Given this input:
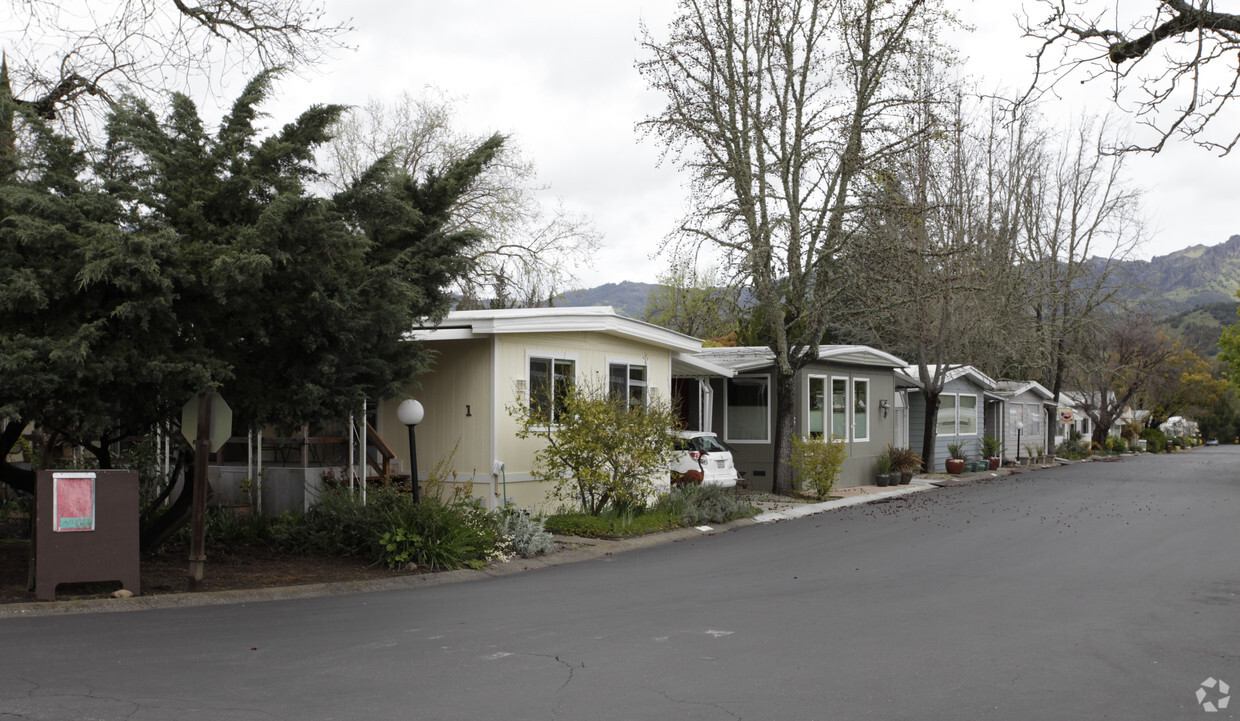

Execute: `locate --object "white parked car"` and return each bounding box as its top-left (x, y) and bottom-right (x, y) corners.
top-left (670, 431), bottom-right (740, 488)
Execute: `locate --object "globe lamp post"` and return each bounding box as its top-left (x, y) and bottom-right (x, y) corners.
top-left (397, 399), bottom-right (425, 503)
top-left (1015, 421), bottom-right (1024, 465)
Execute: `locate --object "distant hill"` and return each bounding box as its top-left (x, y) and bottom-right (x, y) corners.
top-left (1130, 234), bottom-right (1240, 313)
top-left (1162, 302), bottom-right (1238, 358)
top-left (551, 236), bottom-right (1240, 350)
top-left (555, 281), bottom-right (659, 318)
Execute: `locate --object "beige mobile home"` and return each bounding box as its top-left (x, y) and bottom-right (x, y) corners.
top-left (377, 307), bottom-right (726, 512)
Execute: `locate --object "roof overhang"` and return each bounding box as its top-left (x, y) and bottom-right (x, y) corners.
top-left (672, 352), bottom-right (736, 378)
top-left (691, 345), bottom-right (908, 374)
top-left (412, 306), bottom-right (703, 353)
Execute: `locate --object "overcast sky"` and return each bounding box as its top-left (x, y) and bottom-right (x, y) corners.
top-left (229, 1), bottom-right (1240, 288)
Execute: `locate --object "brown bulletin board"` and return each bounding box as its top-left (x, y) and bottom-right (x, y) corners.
top-left (33, 469), bottom-right (140, 601)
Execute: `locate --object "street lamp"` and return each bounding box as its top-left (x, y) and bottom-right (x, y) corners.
top-left (1015, 421), bottom-right (1024, 464)
top-left (397, 399), bottom-right (424, 503)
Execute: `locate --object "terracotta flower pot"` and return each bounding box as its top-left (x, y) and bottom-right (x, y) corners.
top-left (945, 459), bottom-right (965, 474)
top-left (989, 457), bottom-right (1000, 471)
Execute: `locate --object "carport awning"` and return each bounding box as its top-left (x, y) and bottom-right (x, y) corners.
top-left (672, 352), bottom-right (736, 378)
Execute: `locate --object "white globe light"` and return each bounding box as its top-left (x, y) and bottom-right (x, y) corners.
top-left (397, 399), bottom-right (425, 426)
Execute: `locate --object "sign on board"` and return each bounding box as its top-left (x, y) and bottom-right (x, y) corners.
top-left (53, 472), bottom-right (95, 532)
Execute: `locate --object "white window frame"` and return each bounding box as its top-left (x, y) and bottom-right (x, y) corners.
top-left (853, 378), bottom-right (871, 442)
top-left (725, 374), bottom-right (771, 444)
top-left (830, 376), bottom-right (850, 440)
top-left (937, 392), bottom-right (979, 437)
top-left (606, 356), bottom-right (649, 409)
top-left (525, 351), bottom-right (577, 428)
top-left (956, 393), bottom-right (978, 436)
top-left (1024, 403), bottom-right (1041, 438)
top-left (937, 394), bottom-right (958, 436)
top-left (807, 374), bottom-right (828, 440)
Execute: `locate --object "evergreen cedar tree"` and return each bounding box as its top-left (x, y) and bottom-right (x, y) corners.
top-left (0, 67), bottom-right (500, 547)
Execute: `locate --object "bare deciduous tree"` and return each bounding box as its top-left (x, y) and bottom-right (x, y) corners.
top-left (1067, 314), bottom-right (1178, 446)
top-left (641, 253), bottom-right (740, 341)
top-left (844, 90), bottom-right (1030, 471)
top-left (639, 0), bottom-right (949, 494)
top-left (1021, 1), bottom-right (1240, 154)
top-left (1016, 114), bottom-right (1146, 434)
top-left (1, 0), bottom-right (352, 134)
top-left (320, 90), bottom-right (601, 307)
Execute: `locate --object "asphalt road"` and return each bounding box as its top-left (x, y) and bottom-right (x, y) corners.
top-left (2, 450), bottom-right (1238, 720)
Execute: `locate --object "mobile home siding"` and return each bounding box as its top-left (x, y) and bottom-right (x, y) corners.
top-left (907, 376), bottom-right (987, 471)
top-left (710, 361), bottom-right (900, 491)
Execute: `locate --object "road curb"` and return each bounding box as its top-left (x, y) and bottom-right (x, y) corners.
top-left (0, 483), bottom-right (949, 619)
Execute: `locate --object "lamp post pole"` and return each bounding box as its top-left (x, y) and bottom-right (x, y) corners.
top-left (1016, 421), bottom-right (1024, 464)
top-left (397, 399), bottom-right (425, 503)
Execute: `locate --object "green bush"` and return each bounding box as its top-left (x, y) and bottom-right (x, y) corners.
top-left (275, 489), bottom-right (377, 557)
top-left (545, 509), bottom-right (681, 538)
top-left (509, 380), bottom-right (681, 516)
top-left (205, 507), bottom-right (277, 546)
top-left (789, 434), bottom-right (847, 498)
top-left (1056, 435), bottom-right (1090, 459)
top-left (659, 485), bottom-right (758, 526)
top-left (1140, 428), bottom-right (1166, 454)
top-left (376, 495), bottom-right (500, 570)
top-left (499, 508), bottom-right (556, 557)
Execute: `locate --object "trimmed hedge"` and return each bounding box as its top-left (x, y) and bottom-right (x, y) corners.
top-left (1140, 428), bottom-right (1167, 453)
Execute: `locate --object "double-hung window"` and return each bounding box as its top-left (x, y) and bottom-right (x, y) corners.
top-left (608, 362), bottom-right (648, 409)
top-left (808, 376), bottom-right (827, 439)
top-left (938, 393), bottom-right (978, 436)
top-left (937, 395), bottom-right (958, 435)
top-left (853, 379), bottom-right (870, 442)
top-left (1024, 403), bottom-right (1041, 439)
top-left (727, 375), bottom-right (769, 443)
top-left (810, 375), bottom-right (871, 442)
top-left (529, 356), bottom-right (575, 425)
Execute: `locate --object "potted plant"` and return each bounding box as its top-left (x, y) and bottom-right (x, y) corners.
top-left (874, 453), bottom-right (894, 487)
top-left (981, 434), bottom-right (1002, 471)
top-left (945, 443), bottom-right (966, 474)
top-left (886, 444), bottom-right (922, 485)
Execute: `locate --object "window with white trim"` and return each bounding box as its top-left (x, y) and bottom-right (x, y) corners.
top-left (810, 375), bottom-right (872, 442)
top-left (831, 377), bottom-right (848, 439)
top-left (727, 375), bottom-right (769, 442)
top-left (529, 356), bottom-right (575, 425)
top-left (958, 395), bottom-right (977, 435)
top-left (609, 362), bottom-right (647, 409)
top-left (1024, 403), bottom-right (1041, 438)
top-left (937, 393), bottom-right (978, 436)
top-left (937, 395), bottom-right (958, 435)
top-left (808, 375), bottom-right (827, 440)
top-left (853, 379), bottom-right (870, 441)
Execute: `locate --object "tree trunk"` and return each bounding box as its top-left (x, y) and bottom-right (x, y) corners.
top-left (0, 421), bottom-right (35, 494)
top-left (920, 392), bottom-right (940, 473)
top-left (772, 368), bottom-right (798, 495)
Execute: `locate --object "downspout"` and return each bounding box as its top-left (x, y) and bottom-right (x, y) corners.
top-left (490, 334), bottom-right (500, 509)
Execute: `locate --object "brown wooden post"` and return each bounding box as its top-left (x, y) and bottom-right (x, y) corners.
top-left (189, 392), bottom-right (212, 586)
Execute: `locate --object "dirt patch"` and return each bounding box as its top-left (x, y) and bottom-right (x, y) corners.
top-left (0, 517), bottom-right (422, 605)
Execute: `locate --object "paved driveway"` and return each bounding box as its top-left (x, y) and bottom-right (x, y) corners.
top-left (2, 450), bottom-right (1238, 719)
